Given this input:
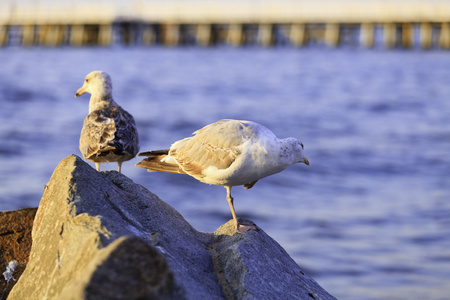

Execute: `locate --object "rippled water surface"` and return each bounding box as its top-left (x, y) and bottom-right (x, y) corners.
top-left (1, 46), bottom-right (449, 299)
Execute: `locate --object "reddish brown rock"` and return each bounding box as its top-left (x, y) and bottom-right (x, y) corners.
top-left (0, 207), bottom-right (37, 299)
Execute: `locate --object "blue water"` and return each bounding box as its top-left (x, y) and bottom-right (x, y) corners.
top-left (1, 46), bottom-right (449, 300)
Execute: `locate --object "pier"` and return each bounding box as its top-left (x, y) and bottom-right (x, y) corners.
top-left (1, 0), bottom-right (450, 49)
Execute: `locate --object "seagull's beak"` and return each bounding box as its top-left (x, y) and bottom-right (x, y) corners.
top-left (303, 156), bottom-right (309, 165)
top-left (75, 86), bottom-right (86, 98)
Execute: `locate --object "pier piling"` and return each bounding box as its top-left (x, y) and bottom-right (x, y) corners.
top-left (420, 23), bottom-right (432, 49)
top-left (98, 24), bottom-right (112, 46)
top-left (227, 24), bottom-right (244, 46)
top-left (440, 23), bottom-right (450, 49)
top-left (0, 26), bottom-right (8, 47)
top-left (360, 23), bottom-right (374, 48)
top-left (383, 23), bottom-right (396, 48)
top-left (401, 23), bottom-right (414, 48)
top-left (289, 24), bottom-right (306, 47)
top-left (325, 23), bottom-right (340, 47)
top-left (196, 24), bottom-right (212, 46)
top-left (257, 24), bottom-right (274, 47)
top-left (22, 25), bottom-right (35, 47)
top-left (162, 23), bottom-right (181, 46)
top-left (70, 25), bottom-right (85, 46)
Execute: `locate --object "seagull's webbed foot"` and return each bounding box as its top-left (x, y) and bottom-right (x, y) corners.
top-left (236, 219), bottom-right (258, 233)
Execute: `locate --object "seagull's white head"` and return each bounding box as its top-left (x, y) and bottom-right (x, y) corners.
top-left (75, 71), bottom-right (113, 99)
top-left (285, 137), bottom-right (309, 166)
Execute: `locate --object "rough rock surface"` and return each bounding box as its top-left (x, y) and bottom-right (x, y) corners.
top-left (7, 155), bottom-right (336, 300)
top-left (0, 207), bottom-right (37, 299)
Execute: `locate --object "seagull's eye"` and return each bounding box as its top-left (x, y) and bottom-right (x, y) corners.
top-left (85, 79), bottom-right (89, 83)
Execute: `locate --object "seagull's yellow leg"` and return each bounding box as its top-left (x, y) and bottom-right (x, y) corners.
top-left (95, 163), bottom-right (101, 172)
top-left (118, 161), bottom-right (123, 173)
top-left (225, 186), bottom-right (239, 229)
top-left (225, 186), bottom-right (258, 233)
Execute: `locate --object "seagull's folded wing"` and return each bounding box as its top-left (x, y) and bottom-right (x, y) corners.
top-left (170, 120), bottom-right (249, 177)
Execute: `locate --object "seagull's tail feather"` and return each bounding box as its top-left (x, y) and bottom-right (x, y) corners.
top-left (138, 149), bottom-right (170, 157)
top-left (136, 151), bottom-right (185, 174)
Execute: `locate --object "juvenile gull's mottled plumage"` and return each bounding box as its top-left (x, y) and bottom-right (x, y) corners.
top-left (136, 119), bottom-right (309, 233)
top-left (76, 71), bottom-right (139, 172)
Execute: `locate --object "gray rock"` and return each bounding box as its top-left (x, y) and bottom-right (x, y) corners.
top-left (8, 155), bottom-right (336, 300)
top-left (212, 222), bottom-right (334, 300)
top-left (0, 207), bottom-right (37, 300)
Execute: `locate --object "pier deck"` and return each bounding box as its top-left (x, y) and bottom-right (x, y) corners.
top-left (1, 0), bottom-right (449, 48)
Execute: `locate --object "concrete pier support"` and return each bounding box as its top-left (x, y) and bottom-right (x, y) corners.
top-left (40, 25), bottom-right (64, 46)
top-left (70, 24), bottom-right (85, 46)
top-left (420, 23), bottom-right (432, 49)
top-left (196, 24), bottom-right (212, 46)
top-left (289, 24), bottom-right (306, 46)
top-left (22, 25), bottom-right (36, 46)
top-left (324, 23), bottom-right (340, 47)
top-left (37, 25), bottom-right (47, 45)
top-left (142, 25), bottom-right (156, 46)
top-left (360, 23), bottom-right (375, 48)
top-left (0, 26), bottom-right (8, 46)
top-left (401, 23), bottom-right (414, 48)
top-left (257, 23), bottom-right (274, 47)
top-left (98, 24), bottom-right (112, 46)
top-left (162, 24), bottom-right (180, 46)
top-left (383, 23), bottom-right (396, 48)
top-left (439, 22), bottom-right (450, 49)
top-left (226, 24), bottom-right (243, 46)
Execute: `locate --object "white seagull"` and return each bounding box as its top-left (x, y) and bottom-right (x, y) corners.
top-left (136, 119), bottom-right (309, 233)
top-left (75, 71), bottom-right (139, 172)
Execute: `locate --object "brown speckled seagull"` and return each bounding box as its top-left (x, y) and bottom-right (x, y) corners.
top-left (136, 119), bottom-right (309, 233)
top-left (75, 71), bottom-right (139, 172)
